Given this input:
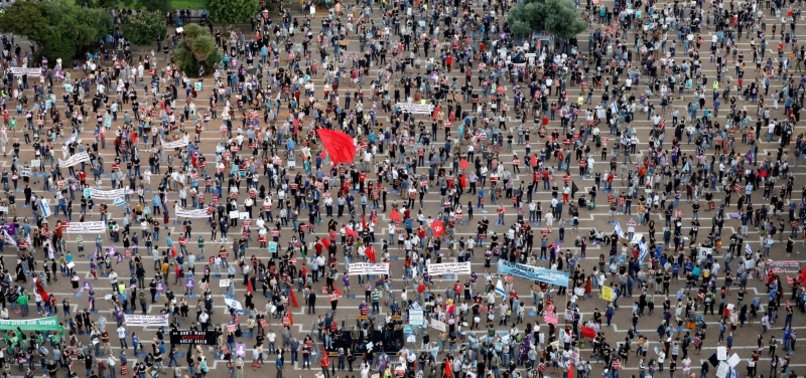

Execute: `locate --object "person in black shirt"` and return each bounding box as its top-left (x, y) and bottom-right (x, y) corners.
top-left (47, 360), bottom-right (57, 378)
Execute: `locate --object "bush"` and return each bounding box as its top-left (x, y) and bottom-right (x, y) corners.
top-left (173, 23), bottom-right (221, 77)
top-left (207, 0), bottom-right (259, 23)
top-left (122, 10), bottom-right (168, 45)
top-left (0, 1), bottom-right (112, 61)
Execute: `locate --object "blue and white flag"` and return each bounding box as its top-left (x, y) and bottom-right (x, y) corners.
top-left (39, 199), bottom-right (52, 218)
top-left (2, 230), bottom-right (16, 248)
top-left (745, 243), bottom-right (753, 255)
top-left (495, 279), bottom-right (506, 298)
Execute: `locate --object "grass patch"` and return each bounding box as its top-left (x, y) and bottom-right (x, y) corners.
top-left (170, 0), bottom-right (207, 9)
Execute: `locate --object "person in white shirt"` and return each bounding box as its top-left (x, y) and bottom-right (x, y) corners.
top-left (117, 325), bottom-right (128, 349)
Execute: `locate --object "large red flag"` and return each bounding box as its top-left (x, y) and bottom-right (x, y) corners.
top-left (389, 209), bottom-right (402, 223)
top-left (431, 220), bottom-right (446, 237)
top-left (444, 358), bottom-right (453, 378)
top-left (316, 129), bottom-right (356, 165)
top-left (345, 226), bottom-right (359, 237)
top-left (799, 266), bottom-right (806, 284)
top-left (569, 363), bottom-right (575, 378)
top-left (320, 238), bottom-right (330, 249)
top-left (34, 278), bottom-right (50, 302)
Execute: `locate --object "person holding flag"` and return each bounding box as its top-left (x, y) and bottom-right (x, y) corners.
top-left (320, 345), bottom-right (330, 378)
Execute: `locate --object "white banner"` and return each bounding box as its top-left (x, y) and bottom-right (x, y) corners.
top-left (176, 207), bottom-right (210, 218)
top-left (8, 67), bottom-right (41, 77)
top-left (409, 309), bottom-right (424, 326)
top-left (347, 262), bottom-right (390, 276)
top-left (89, 188), bottom-right (126, 200)
top-left (64, 221), bottom-right (106, 233)
top-left (430, 318), bottom-right (447, 332)
top-left (427, 262), bottom-right (471, 276)
top-left (161, 137), bottom-right (189, 149)
top-left (397, 102), bottom-right (434, 115)
top-left (123, 314), bottom-right (170, 327)
top-left (59, 151), bottom-right (90, 168)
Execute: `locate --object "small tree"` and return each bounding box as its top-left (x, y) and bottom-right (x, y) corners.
top-left (173, 23), bottom-right (221, 77)
top-left (508, 0), bottom-right (586, 40)
top-left (122, 10), bottom-right (168, 45)
top-left (207, 0), bottom-right (259, 23)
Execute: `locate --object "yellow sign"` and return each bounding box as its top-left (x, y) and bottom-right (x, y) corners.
top-left (601, 286), bottom-right (615, 302)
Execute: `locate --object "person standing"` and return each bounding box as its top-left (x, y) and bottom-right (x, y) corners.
top-left (275, 352), bottom-right (284, 378)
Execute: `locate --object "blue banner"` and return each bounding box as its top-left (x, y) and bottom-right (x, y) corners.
top-left (497, 260), bottom-right (570, 287)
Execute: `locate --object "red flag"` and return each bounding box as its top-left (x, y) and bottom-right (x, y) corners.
top-left (34, 279), bottom-right (50, 302)
top-left (444, 358), bottom-right (453, 378)
top-left (799, 266), bottom-right (806, 284)
top-left (389, 209), bottom-right (402, 223)
top-left (290, 289), bottom-right (299, 308)
top-left (362, 215), bottom-right (367, 230)
top-left (568, 363), bottom-right (575, 378)
top-left (431, 220), bottom-right (446, 237)
top-left (459, 159), bottom-right (469, 170)
top-left (320, 238), bottom-right (330, 249)
top-left (580, 326), bottom-right (596, 339)
top-left (321, 346), bottom-right (330, 367)
top-left (246, 280), bottom-right (253, 294)
top-left (345, 226), bottom-right (359, 237)
top-left (282, 311), bottom-right (294, 326)
top-left (366, 246), bottom-right (376, 263)
top-left (316, 129), bottom-right (356, 165)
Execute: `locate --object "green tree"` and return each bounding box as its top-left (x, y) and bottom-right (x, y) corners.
top-left (0, 1), bottom-right (112, 61)
top-left (207, 0), bottom-right (259, 23)
top-left (122, 11), bottom-right (168, 45)
top-left (173, 23), bottom-right (221, 77)
top-left (135, 0), bottom-right (172, 14)
top-left (508, 0), bottom-right (586, 40)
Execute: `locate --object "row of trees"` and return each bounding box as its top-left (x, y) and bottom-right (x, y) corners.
top-left (0, 1), bottom-right (112, 62)
top-left (0, 0), bottom-right (259, 61)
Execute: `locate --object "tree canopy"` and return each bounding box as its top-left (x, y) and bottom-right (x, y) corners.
top-left (207, 0), bottom-right (259, 23)
top-left (507, 0), bottom-right (587, 40)
top-left (173, 23), bottom-right (221, 77)
top-left (122, 10), bottom-right (168, 46)
top-left (0, 0), bottom-right (112, 61)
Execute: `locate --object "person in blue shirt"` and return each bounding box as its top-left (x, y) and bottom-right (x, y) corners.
top-left (276, 351), bottom-right (284, 378)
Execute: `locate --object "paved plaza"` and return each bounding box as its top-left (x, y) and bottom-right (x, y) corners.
top-left (0, 0), bottom-right (805, 377)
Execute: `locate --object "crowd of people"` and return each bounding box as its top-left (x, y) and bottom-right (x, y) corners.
top-left (0, 0), bottom-right (802, 376)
